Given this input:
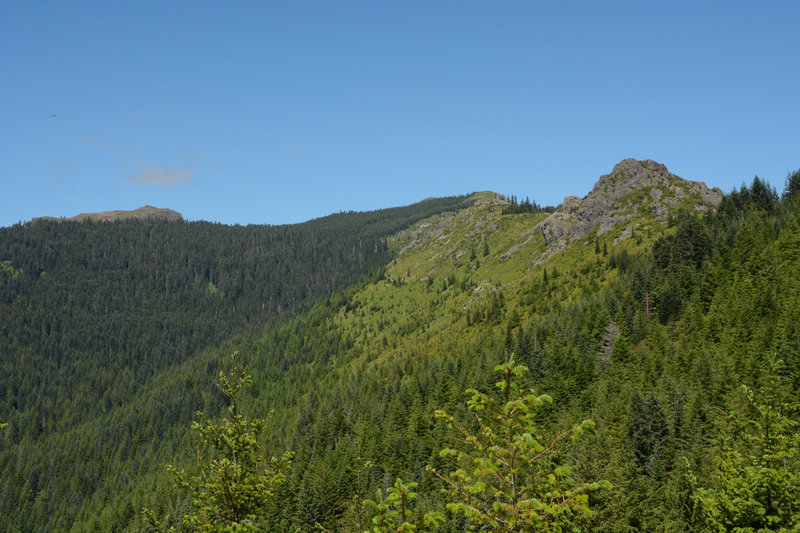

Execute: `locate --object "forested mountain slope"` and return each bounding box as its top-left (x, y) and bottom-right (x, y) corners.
top-left (2, 160), bottom-right (799, 532)
top-left (184, 161), bottom-right (795, 532)
top-left (243, 163), bottom-right (796, 532)
top-left (0, 195), bottom-right (475, 531)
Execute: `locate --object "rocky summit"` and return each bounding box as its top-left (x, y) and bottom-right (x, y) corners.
top-left (34, 205), bottom-right (183, 223)
top-left (535, 158), bottom-right (722, 251)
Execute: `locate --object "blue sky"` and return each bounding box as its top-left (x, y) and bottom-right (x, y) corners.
top-left (2, 1), bottom-right (798, 226)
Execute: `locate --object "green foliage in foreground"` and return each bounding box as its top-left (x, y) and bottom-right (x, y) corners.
top-left (362, 479), bottom-right (443, 533)
top-left (430, 359), bottom-right (608, 531)
top-left (692, 358), bottom-right (800, 532)
top-left (157, 357), bottom-right (605, 532)
top-left (146, 353), bottom-right (293, 532)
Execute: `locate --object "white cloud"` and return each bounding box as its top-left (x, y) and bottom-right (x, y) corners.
top-left (128, 163), bottom-right (193, 187)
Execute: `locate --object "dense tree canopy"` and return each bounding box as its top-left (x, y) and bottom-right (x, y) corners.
top-left (1, 175), bottom-right (800, 532)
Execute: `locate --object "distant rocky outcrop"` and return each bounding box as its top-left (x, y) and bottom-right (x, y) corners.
top-left (534, 158), bottom-right (722, 251)
top-left (34, 206), bottom-right (183, 223)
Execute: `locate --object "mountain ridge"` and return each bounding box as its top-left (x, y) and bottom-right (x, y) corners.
top-left (32, 205), bottom-right (183, 223)
top-left (3, 158), bottom-right (798, 531)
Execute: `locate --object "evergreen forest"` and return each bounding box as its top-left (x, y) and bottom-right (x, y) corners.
top-left (1, 163), bottom-right (799, 532)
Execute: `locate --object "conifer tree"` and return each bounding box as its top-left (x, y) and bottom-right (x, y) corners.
top-left (363, 479), bottom-right (443, 533)
top-left (429, 358), bottom-right (609, 532)
top-left (626, 391), bottom-right (670, 477)
top-left (783, 169), bottom-right (800, 201)
top-left (145, 352), bottom-right (293, 532)
top-left (692, 358), bottom-right (800, 531)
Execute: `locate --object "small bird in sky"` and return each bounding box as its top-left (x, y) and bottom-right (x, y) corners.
top-left (51, 114), bottom-right (56, 119)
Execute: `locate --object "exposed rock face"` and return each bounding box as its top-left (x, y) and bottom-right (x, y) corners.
top-left (35, 206), bottom-right (183, 223)
top-left (534, 159), bottom-right (722, 250)
top-left (75, 206), bottom-right (183, 222)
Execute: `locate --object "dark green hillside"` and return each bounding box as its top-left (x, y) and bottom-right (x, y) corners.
top-left (0, 195), bottom-right (474, 531)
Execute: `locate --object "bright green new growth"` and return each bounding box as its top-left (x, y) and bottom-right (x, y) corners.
top-left (0, 260), bottom-right (21, 278)
top-left (362, 478), bottom-right (444, 533)
top-left (692, 357), bottom-right (800, 532)
top-left (429, 358), bottom-right (610, 532)
top-left (147, 352), bottom-right (293, 532)
top-left (207, 281), bottom-right (220, 297)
